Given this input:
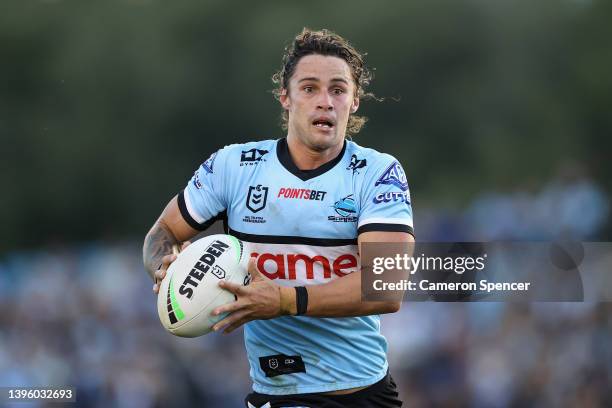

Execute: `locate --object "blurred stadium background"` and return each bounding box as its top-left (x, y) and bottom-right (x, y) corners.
top-left (1, 0), bottom-right (611, 406)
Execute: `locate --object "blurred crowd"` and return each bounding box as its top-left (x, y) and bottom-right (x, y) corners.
top-left (1, 245), bottom-right (611, 407)
top-left (0, 172), bottom-right (610, 408)
top-left (418, 162), bottom-right (609, 242)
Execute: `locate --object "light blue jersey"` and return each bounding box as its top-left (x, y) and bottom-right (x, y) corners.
top-left (179, 138), bottom-right (414, 395)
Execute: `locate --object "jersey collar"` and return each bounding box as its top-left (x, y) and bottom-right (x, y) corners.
top-left (276, 137), bottom-right (347, 181)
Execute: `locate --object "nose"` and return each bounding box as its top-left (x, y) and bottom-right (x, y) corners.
top-left (317, 92), bottom-right (333, 111)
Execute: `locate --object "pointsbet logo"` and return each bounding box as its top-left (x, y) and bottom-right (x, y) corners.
top-left (372, 253), bottom-right (488, 275)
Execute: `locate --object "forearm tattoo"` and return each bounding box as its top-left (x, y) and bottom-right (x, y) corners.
top-left (143, 223), bottom-right (179, 281)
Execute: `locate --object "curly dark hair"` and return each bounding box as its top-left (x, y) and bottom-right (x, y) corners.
top-left (272, 28), bottom-right (376, 137)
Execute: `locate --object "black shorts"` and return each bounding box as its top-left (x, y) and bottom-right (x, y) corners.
top-left (245, 373), bottom-right (402, 408)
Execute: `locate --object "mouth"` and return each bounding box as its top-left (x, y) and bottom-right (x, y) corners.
top-left (312, 118), bottom-right (335, 131)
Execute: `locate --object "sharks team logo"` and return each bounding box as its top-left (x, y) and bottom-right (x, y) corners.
top-left (246, 184), bottom-right (269, 213)
top-left (328, 194), bottom-right (358, 222)
top-left (375, 161), bottom-right (408, 191)
top-left (333, 194), bottom-right (357, 217)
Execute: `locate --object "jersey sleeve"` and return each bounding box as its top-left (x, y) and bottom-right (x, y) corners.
top-left (177, 147), bottom-right (230, 231)
top-left (358, 155), bottom-right (414, 237)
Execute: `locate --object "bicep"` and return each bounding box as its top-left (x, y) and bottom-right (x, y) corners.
top-left (158, 195), bottom-right (200, 242)
top-left (358, 231), bottom-right (413, 313)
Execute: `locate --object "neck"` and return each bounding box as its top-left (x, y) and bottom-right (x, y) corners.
top-left (286, 134), bottom-right (344, 170)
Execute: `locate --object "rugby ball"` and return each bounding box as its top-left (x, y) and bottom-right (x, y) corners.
top-left (157, 234), bottom-right (251, 337)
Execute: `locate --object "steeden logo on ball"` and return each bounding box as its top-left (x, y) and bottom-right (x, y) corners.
top-left (157, 234), bottom-right (250, 338)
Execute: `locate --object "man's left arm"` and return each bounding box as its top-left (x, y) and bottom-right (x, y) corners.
top-left (212, 231), bottom-right (414, 333)
top-left (302, 231), bottom-right (413, 317)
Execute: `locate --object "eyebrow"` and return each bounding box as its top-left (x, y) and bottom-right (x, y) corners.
top-left (297, 77), bottom-right (350, 85)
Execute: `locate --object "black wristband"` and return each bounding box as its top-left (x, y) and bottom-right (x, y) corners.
top-left (295, 286), bottom-right (308, 316)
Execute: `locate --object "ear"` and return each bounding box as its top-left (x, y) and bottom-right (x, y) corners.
top-left (279, 88), bottom-right (290, 110)
top-left (350, 97), bottom-right (360, 114)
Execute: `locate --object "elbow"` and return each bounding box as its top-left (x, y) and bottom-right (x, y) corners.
top-left (381, 301), bottom-right (402, 314)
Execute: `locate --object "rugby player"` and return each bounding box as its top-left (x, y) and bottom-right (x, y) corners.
top-left (143, 28), bottom-right (415, 408)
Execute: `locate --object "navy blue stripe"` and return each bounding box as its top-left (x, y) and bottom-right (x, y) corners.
top-left (228, 228), bottom-right (357, 246)
top-left (276, 138), bottom-right (347, 181)
top-left (357, 223), bottom-right (415, 237)
top-left (177, 190), bottom-right (226, 232)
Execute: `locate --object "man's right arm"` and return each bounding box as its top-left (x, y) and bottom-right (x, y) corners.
top-left (143, 195), bottom-right (199, 285)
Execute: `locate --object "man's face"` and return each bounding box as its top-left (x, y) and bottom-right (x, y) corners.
top-left (280, 54), bottom-right (359, 152)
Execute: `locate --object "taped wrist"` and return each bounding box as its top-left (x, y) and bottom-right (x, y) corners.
top-left (295, 286), bottom-right (308, 316)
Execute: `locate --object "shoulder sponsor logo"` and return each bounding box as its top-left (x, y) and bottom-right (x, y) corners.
top-left (375, 161), bottom-right (408, 191)
top-left (193, 151), bottom-right (217, 188)
top-left (251, 252), bottom-right (358, 280)
top-left (240, 148), bottom-right (268, 166)
top-left (347, 154), bottom-right (367, 175)
top-left (246, 184), bottom-right (268, 213)
top-left (193, 170), bottom-right (203, 189)
top-left (328, 194), bottom-right (358, 222)
top-left (373, 191), bottom-right (411, 205)
top-left (277, 187), bottom-right (327, 201)
top-left (202, 151), bottom-right (217, 174)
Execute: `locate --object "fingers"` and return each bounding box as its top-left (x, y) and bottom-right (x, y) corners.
top-left (181, 241), bottom-right (192, 251)
top-left (212, 299), bottom-right (243, 316)
top-left (218, 280), bottom-right (246, 295)
top-left (155, 268), bottom-right (166, 282)
top-left (152, 253), bottom-right (178, 295)
top-left (212, 310), bottom-right (250, 334)
top-left (222, 316), bottom-right (250, 334)
top-left (152, 268), bottom-right (165, 294)
top-left (248, 257), bottom-right (257, 274)
top-left (161, 253), bottom-right (177, 269)
top-left (248, 257), bottom-right (267, 282)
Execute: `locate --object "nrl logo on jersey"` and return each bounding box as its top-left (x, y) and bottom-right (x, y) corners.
top-left (241, 148), bottom-right (268, 166)
top-left (375, 161), bottom-right (408, 191)
top-left (346, 154), bottom-right (367, 175)
top-left (246, 184), bottom-right (269, 213)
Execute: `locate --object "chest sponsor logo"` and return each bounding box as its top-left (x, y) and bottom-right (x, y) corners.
top-left (375, 161), bottom-right (408, 191)
top-left (240, 148), bottom-right (268, 166)
top-left (347, 154), bottom-right (367, 175)
top-left (246, 184), bottom-right (268, 213)
top-left (277, 187), bottom-right (327, 201)
top-left (329, 194), bottom-right (358, 222)
top-left (373, 191), bottom-right (411, 204)
top-left (251, 252), bottom-right (358, 280)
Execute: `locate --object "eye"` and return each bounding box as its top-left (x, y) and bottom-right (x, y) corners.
top-left (332, 88), bottom-right (345, 95)
top-left (303, 86), bottom-right (314, 93)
